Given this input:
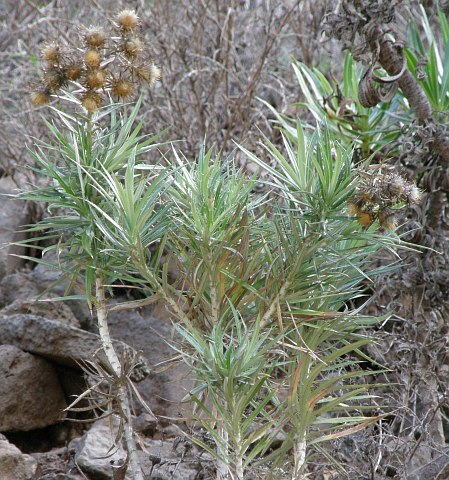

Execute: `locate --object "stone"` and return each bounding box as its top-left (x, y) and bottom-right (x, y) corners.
top-left (0, 272), bottom-right (40, 306)
top-left (0, 177), bottom-right (36, 279)
top-left (137, 438), bottom-right (203, 480)
top-left (0, 433), bottom-right (37, 480)
top-left (0, 314), bottom-right (149, 379)
top-left (0, 345), bottom-right (66, 432)
top-left (407, 447), bottom-right (449, 480)
top-left (0, 271), bottom-right (89, 328)
top-left (106, 301), bottom-right (194, 417)
top-left (70, 419), bottom-right (202, 480)
top-left (2, 298), bottom-right (81, 328)
top-left (70, 417), bottom-right (129, 480)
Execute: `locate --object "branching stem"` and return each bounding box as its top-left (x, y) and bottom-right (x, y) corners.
top-left (95, 274), bottom-right (144, 480)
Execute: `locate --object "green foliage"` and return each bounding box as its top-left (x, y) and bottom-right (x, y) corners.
top-left (406, 6), bottom-right (449, 117)
top-left (289, 52), bottom-right (405, 156)
top-left (140, 126), bottom-right (406, 477)
top-left (17, 92), bottom-right (411, 479)
top-left (15, 98), bottom-right (168, 305)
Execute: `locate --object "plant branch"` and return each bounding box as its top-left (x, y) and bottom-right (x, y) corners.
top-left (95, 274), bottom-right (144, 480)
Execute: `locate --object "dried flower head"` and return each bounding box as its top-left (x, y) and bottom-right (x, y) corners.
top-left (347, 201), bottom-right (359, 216)
top-left (123, 38), bottom-right (143, 59)
top-left (30, 88), bottom-right (51, 107)
top-left (44, 68), bottom-right (67, 92)
top-left (84, 50), bottom-right (102, 69)
top-left (405, 185), bottom-right (422, 204)
top-left (42, 42), bottom-right (61, 64)
top-left (149, 64), bottom-right (161, 83)
top-left (66, 63), bottom-right (83, 81)
top-left (111, 79), bottom-right (134, 99)
top-left (84, 26), bottom-right (106, 49)
top-left (116, 9), bottom-right (140, 31)
top-left (31, 10), bottom-right (159, 111)
top-left (85, 69), bottom-right (106, 89)
top-left (378, 208), bottom-right (398, 230)
top-left (81, 91), bottom-right (102, 112)
top-left (348, 165), bottom-right (422, 232)
top-left (357, 210), bottom-right (375, 227)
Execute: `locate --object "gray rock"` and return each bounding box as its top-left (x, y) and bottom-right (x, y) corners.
top-left (107, 301), bottom-right (194, 417)
top-left (70, 419), bottom-right (202, 480)
top-left (0, 272), bottom-right (40, 306)
top-left (2, 298), bottom-right (81, 328)
top-left (407, 446), bottom-right (449, 480)
top-left (138, 438), bottom-right (203, 480)
top-left (0, 177), bottom-right (35, 280)
top-left (0, 433), bottom-right (37, 480)
top-left (0, 314), bottom-right (149, 379)
top-left (0, 345), bottom-right (66, 431)
top-left (1, 271), bottom-right (90, 328)
top-left (70, 417), bottom-right (129, 480)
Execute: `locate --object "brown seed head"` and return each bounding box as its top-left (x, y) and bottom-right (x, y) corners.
top-left (84, 26), bottom-right (106, 49)
top-left (117, 9), bottom-right (140, 31)
top-left (42, 42), bottom-right (61, 64)
top-left (85, 69), bottom-right (106, 89)
top-left (84, 50), bottom-right (101, 69)
top-left (44, 68), bottom-right (67, 91)
top-left (31, 88), bottom-right (51, 107)
top-left (66, 63), bottom-right (83, 81)
top-left (388, 175), bottom-right (407, 196)
top-left (378, 208), bottom-right (397, 230)
top-left (133, 64), bottom-right (161, 85)
top-left (357, 210), bottom-right (375, 227)
top-left (124, 38), bottom-right (143, 59)
top-left (150, 64), bottom-right (161, 83)
top-left (81, 92), bottom-right (102, 112)
top-left (111, 79), bottom-right (134, 100)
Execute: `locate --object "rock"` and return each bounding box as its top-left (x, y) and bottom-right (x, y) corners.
top-left (0, 272), bottom-right (40, 306)
top-left (0, 177), bottom-right (36, 279)
top-left (30, 446), bottom-right (82, 480)
top-left (107, 301), bottom-right (194, 417)
top-left (1, 272), bottom-right (89, 328)
top-left (70, 418), bottom-right (129, 480)
top-left (2, 298), bottom-right (81, 328)
top-left (0, 433), bottom-right (37, 480)
top-left (133, 413), bottom-right (157, 435)
top-left (407, 446), bottom-right (449, 480)
top-left (138, 437), bottom-right (203, 480)
top-left (0, 345), bottom-right (67, 432)
top-left (0, 314), bottom-right (149, 379)
top-left (70, 419), bottom-right (202, 480)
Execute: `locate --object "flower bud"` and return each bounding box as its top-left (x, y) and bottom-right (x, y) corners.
top-left (31, 88), bottom-right (51, 106)
top-left (117, 9), bottom-right (139, 31)
top-left (81, 92), bottom-right (102, 112)
top-left (84, 26), bottom-right (106, 49)
top-left (85, 69), bottom-right (106, 89)
top-left (84, 50), bottom-right (101, 69)
top-left (111, 79), bottom-right (134, 99)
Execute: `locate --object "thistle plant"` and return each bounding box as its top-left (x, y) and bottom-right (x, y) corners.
top-left (20, 10), bottom-right (164, 480)
top-left (237, 125), bottom-right (415, 477)
top-left (30, 9), bottom-right (160, 111)
top-left (17, 8), bottom-right (418, 480)
top-left (89, 129), bottom-right (414, 478)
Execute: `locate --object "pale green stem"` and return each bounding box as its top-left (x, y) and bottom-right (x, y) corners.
top-left (217, 422), bottom-right (230, 480)
top-left (292, 439), bottom-right (307, 480)
top-left (95, 274), bottom-right (144, 480)
top-left (235, 431), bottom-right (244, 480)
